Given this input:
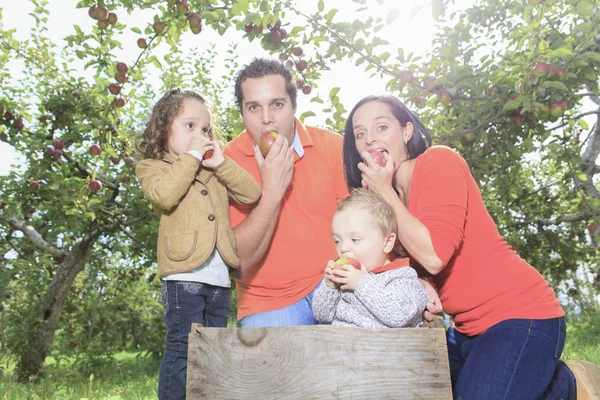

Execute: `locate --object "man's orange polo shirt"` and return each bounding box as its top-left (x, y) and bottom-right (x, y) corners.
top-left (223, 119), bottom-right (349, 319)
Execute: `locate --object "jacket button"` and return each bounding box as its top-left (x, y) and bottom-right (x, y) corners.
top-left (201, 190), bottom-right (208, 195)
top-left (208, 214), bottom-right (215, 221)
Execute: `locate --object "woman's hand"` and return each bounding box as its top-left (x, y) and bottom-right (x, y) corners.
top-left (418, 278), bottom-right (444, 321)
top-left (357, 151), bottom-right (395, 196)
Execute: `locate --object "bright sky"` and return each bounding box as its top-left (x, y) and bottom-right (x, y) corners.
top-left (0, 0), bottom-right (473, 175)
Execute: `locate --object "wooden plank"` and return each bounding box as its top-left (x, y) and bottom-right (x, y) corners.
top-left (187, 324), bottom-right (452, 399)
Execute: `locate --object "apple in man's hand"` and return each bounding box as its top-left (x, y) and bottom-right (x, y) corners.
top-left (258, 131), bottom-right (278, 157)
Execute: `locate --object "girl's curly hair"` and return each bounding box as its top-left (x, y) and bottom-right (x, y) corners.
top-left (136, 88), bottom-right (214, 160)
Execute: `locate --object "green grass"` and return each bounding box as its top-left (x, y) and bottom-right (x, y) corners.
top-left (0, 352), bottom-right (160, 400)
top-left (1, 315), bottom-right (598, 399)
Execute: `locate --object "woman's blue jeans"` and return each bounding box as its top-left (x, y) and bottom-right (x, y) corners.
top-left (447, 317), bottom-right (576, 399)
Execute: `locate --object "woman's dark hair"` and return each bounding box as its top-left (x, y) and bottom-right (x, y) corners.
top-left (343, 95), bottom-right (432, 189)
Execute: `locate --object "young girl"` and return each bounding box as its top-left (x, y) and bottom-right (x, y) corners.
top-left (135, 88), bottom-right (261, 400)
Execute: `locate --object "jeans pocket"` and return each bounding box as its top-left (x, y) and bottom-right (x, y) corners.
top-left (554, 317), bottom-right (567, 359)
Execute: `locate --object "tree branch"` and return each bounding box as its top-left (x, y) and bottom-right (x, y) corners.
top-left (7, 218), bottom-right (65, 259)
top-left (536, 213), bottom-right (590, 226)
top-left (548, 109), bottom-right (600, 131)
top-left (61, 153), bottom-right (119, 192)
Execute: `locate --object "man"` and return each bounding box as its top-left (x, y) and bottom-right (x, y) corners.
top-left (223, 58), bottom-right (349, 327)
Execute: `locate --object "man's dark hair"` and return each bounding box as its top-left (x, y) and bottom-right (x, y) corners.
top-left (234, 58), bottom-right (297, 111)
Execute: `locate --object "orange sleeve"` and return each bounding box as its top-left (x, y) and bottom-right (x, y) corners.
top-left (414, 148), bottom-right (468, 266)
top-left (331, 135), bottom-right (350, 201)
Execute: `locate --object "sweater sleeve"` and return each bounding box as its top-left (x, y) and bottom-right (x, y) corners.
top-left (413, 147), bottom-right (469, 266)
top-left (354, 268), bottom-right (430, 328)
top-left (135, 154), bottom-right (200, 211)
top-left (311, 281), bottom-right (341, 324)
top-left (213, 157), bottom-right (261, 205)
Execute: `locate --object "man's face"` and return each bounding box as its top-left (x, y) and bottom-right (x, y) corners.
top-left (239, 74), bottom-right (296, 146)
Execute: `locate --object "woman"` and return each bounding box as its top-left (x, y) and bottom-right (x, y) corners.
top-left (335, 95), bottom-right (599, 399)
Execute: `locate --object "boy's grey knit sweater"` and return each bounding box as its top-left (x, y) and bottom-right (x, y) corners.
top-left (312, 267), bottom-right (430, 328)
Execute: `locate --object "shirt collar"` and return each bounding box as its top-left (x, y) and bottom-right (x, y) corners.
top-left (370, 258), bottom-right (410, 274)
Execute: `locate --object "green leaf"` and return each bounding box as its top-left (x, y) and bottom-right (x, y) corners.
top-left (318, 0), bottom-right (324, 12)
top-left (539, 81), bottom-right (569, 92)
top-left (329, 87), bottom-right (340, 98)
top-left (238, 0), bottom-right (249, 14)
top-left (576, 171), bottom-right (588, 181)
top-left (549, 47), bottom-right (573, 59)
top-left (581, 52), bottom-right (600, 63)
top-left (300, 111), bottom-right (316, 122)
top-left (386, 7), bottom-right (401, 25)
top-left (576, 1), bottom-right (594, 16)
top-left (131, 27), bottom-right (141, 34)
top-left (326, 9), bottom-right (338, 22)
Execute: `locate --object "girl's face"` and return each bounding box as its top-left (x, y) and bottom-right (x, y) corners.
top-left (351, 101), bottom-right (413, 171)
top-left (168, 98), bottom-right (212, 156)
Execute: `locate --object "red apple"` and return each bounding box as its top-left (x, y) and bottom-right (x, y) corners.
top-left (244, 23), bottom-right (254, 33)
top-left (334, 257), bottom-right (361, 270)
top-left (108, 83), bottom-right (121, 95)
top-left (588, 222), bottom-right (598, 233)
top-left (89, 180), bottom-right (102, 192)
top-left (203, 150), bottom-right (214, 160)
top-left (270, 30), bottom-right (282, 41)
top-left (114, 97), bottom-right (126, 108)
top-left (28, 181), bottom-right (39, 190)
top-left (285, 60), bottom-right (294, 69)
top-left (137, 38), bottom-right (148, 49)
top-left (116, 62), bottom-right (128, 74)
top-left (550, 101), bottom-right (566, 117)
top-left (296, 59), bottom-right (308, 71)
top-left (107, 12), bottom-right (118, 25)
top-left (279, 28), bottom-right (288, 39)
top-left (89, 144), bottom-right (102, 155)
top-left (532, 62), bottom-right (549, 78)
top-left (176, 1), bottom-right (189, 14)
top-left (365, 150), bottom-right (387, 167)
top-left (188, 12), bottom-right (202, 27)
top-left (4, 293), bottom-right (11, 299)
top-left (115, 73), bottom-right (127, 83)
top-left (88, 6), bottom-right (97, 19)
top-left (258, 131), bottom-right (278, 157)
top-left (414, 97), bottom-right (426, 108)
top-left (438, 89), bottom-right (452, 105)
top-left (398, 70), bottom-right (414, 83)
top-left (15, 119), bottom-right (24, 130)
top-left (97, 19), bottom-right (109, 30)
top-left (94, 6), bottom-right (108, 21)
top-left (46, 146), bottom-right (55, 157)
top-left (111, 157), bottom-right (121, 165)
top-left (190, 25), bottom-right (202, 34)
top-left (122, 175), bottom-right (131, 182)
top-left (292, 46), bottom-right (303, 57)
top-left (302, 85), bottom-right (312, 95)
top-left (125, 156), bottom-right (135, 165)
top-left (279, 53), bottom-right (288, 61)
top-left (273, 18), bottom-right (282, 30)
top-left (253, 24), bottom-right (263, 33)
top-left (153, 21), bottom-right (166, 33)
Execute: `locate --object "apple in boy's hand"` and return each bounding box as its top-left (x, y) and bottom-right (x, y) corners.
top-left (334, 257), bottom-right (361, 270)
top-left (203, 150), bottom-right (214, 160)
top-left (365, 150), bottom-right (387, 167)
top-left (258, 131), bottom-right (278, 157)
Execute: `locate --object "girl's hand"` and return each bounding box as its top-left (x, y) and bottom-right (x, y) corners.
top-left (357, 151), bottom-right (395, 196)
top-left (323, 260), bottom-right (338, 289)
top-left (332, 263), bottom-right (368, 291)
top-left (200, 140), bottom-right (225, 169)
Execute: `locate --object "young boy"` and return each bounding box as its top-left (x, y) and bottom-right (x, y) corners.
top-left (312, 188), bottom-right (430, 328)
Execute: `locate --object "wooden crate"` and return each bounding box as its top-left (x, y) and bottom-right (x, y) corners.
top-left (187, 323), bottom-right (452, 399)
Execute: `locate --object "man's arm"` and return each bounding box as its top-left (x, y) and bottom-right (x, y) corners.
top-left (233, 135), bottom-right (294, 276)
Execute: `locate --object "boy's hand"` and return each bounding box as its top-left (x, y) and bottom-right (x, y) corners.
top-left (200, 140), bottom-right (225, 169)
top-left (323, 260), bottom-right (338, 289)
top-left (332, 263), bottom-right (368, 291)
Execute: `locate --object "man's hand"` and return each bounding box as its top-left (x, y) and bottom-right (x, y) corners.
top-left (255, 134), bottom-right (293, 203)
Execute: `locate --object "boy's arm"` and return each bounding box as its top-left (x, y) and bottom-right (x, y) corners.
top-left (135, 155), bottom-right (200, 211)
top-left (312, 281), bottom-right (341, 324)
top-left (212, 157), bottom-right (261, 204)
top-left (354, 268), bottom-right (430, 328)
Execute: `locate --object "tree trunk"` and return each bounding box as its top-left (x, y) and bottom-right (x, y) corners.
top-left (15, 232), bottom-right (100, 382)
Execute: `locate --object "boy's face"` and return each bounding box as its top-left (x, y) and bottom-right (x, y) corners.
top-left (332, 207), bottom-right (395, 272)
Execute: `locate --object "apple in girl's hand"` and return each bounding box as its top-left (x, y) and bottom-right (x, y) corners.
top-left (202, 150), bottom-right (213, 160)
top-left (334, 257), bottom-right (361, 270)
top-left (258, 131), bottom-right (278, 157)
top-left (365, 150), bottom-right (387, 167)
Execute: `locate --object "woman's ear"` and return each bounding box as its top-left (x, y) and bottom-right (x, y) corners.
top-left (383, 232), bottom-right (397, 254)
top-left (403, 122), bottom-right (415, 144)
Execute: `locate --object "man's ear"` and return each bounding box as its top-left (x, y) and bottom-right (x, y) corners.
top-left (383, 232), bottom-right (397, 254)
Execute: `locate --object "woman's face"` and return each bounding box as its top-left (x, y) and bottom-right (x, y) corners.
top-left (351, 101), bottom-right (413, 170)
